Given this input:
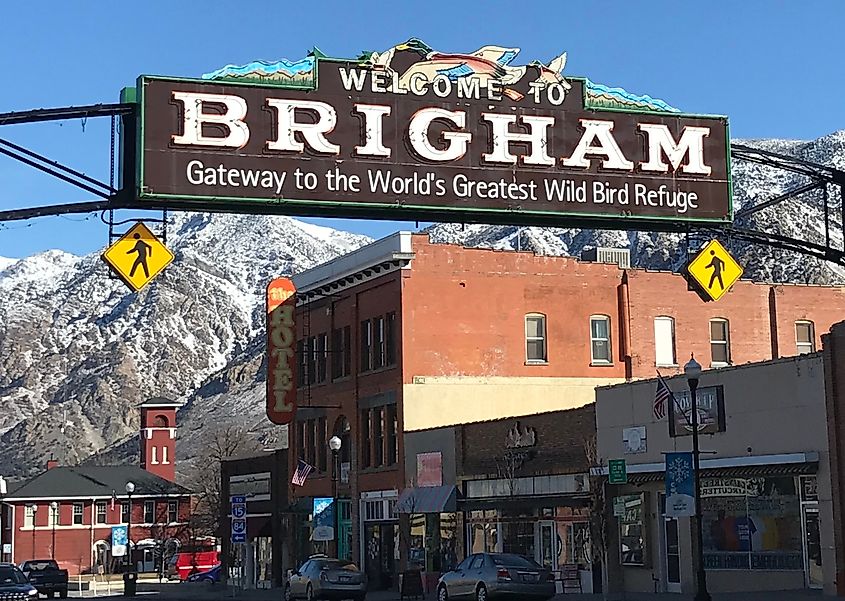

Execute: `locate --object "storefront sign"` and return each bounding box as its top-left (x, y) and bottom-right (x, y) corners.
top-left (665, 452), bottom-right (695, 517)
top-left (701, 477), bottom-right (764, 498)
top-left (313, 497), bottom-right (335, 541)
top-left (131, 39), bottom-right (731, 228)
top-left (623, 426), bottom-right (647, 454)
top-left (669, 385), bottom-right (726, 437)
top-left (266, 278), bottom-right (297, 425)
top-left (416, 452), bottom-right (443, 487)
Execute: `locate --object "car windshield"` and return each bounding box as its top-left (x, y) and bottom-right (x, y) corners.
top-left (0, 566), bottom-right (27, 585)
top-left (490, 554), bottom-right (541, 569)
top-left (22, 561), bottom-right (57, 571)
top-left (316, 560), bottom-right (357, 571)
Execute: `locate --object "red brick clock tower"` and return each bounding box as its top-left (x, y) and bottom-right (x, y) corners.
top-left (139, 397), bottom-right (179, 481)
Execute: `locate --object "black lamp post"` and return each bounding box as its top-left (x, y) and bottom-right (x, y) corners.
top-left (125, 482), bottom-right (135, 571)
top-left (329, 435), bottom-right (342, 558)
top-left (28, 504), bottom-right (37, 558)
top-left (50, 501), bottom-right (58, 559)
top-left (684, 356), bottom-right (711, 601)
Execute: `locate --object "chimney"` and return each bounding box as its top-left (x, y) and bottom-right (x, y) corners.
top-left (46, 459), bottom-right (58, 470)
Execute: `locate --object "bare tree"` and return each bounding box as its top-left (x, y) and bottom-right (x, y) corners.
top-left (583, 434), bottom-right (607, 578)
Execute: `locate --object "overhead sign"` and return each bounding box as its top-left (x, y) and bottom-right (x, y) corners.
top-left (101, 221), bottom-right (174, 292)
top-left (669, 385), bottom-right (726, 437)
top-left (230, 495), bottom-right (247, 544)
top-left (266, 278), bottom-right (297, 425)
top-left (687, 239), bottom-right (743, 301)
top-left (665, 452), bottom-right (695, 517)
top-left (608, 459), bottom-right (628, 484)
top-left (312, 497), bottom-right (335, 542)
top-left (111, 525), bottom-right (128, 557)
top-left (130, 39), bottom-right (731, 228)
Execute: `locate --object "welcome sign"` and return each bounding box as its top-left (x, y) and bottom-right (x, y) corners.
top-left (131, 39), bottom-right (731, 227)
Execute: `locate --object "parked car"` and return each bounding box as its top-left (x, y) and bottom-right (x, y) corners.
top-left (284, 557), bottom-right (367, 601)
top-left (186, 564), bottom-right (221, 583)
top-left (18, 560), bottom-right (68, 599)
top-left (0, 563), bottom-right (38, 599)
top-left (436, 553), bottom-right (554, 601)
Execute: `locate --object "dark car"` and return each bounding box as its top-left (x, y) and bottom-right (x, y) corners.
top-left (186, 564), bottom-right (221, 583)
top-left (0, 563), bottom-right (38, 600)
top-left (285, 557), bottom-right (367, 601)
top-left (19, 561), bottom-right (67, 599)
top-left (437, 553), bottom-right (554, 601)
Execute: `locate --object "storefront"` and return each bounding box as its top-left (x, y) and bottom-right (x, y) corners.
top-left (360, 491), bottom-right (399, 590)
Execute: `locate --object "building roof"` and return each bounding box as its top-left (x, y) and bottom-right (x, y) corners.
top-left (5, 466), bottom-right (191, 501)
top-left (140, 396), bottom-right (181, 407)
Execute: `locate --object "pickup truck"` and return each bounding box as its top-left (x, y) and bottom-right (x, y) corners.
top-left (19, 560), bottom-right (68, 598)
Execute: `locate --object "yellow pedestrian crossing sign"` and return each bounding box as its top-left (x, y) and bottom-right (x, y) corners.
top-left (101, 222), bottom-right (174, 292)
top-left (687, 239), bottom-right (743, 301)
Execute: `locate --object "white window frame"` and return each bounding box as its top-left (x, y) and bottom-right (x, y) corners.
top-left (654, 316), bottom-right (677, 367)
top-left (796, 320), bottom-right (816, 354)
top-left (49, 503), bottom-right (59, 526)
top-left (709, 318), bottom-right (731, 366)
top-left (24, 505), bottom-right (35, 528)
top-left (95, 501), bottom-right (107, 524)
top-left (121, 503), bottom-right (130, 524)
top-left (525, 313), bottom-right (548, 363)
top-left (144, 501), bottom-right (155, 524)
top-left (168, 501), bottom-right (178, 524)
top-left (73, 502), bottom-right (84, 525)
top-left (590, 315), bottom-right (612, 364)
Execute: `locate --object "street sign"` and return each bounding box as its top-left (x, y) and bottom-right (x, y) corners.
top-left (687, 239), bottom-right (743, 301)
top-left (608, 459), bottom-right (628, 484)
top-left (230, 495), bottom-right (247, 544)
top-left (111, 525), bottom-right (128, 557)
top-left (101, 221), bottom-right (174, 292)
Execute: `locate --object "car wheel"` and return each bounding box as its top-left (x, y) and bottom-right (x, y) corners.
top-left (284, 584), bottom-right (293, 601)
top-left (475, 583), bottom-right (488, 601)
top-left (305, 583), bottom-right (314, 601)
top-left (438, 584), bottom-right (449, 601)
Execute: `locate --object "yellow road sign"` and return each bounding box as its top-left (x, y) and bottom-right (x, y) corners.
top-left (101, 222), bottom-right (174, 292)
top-left (687, 239), bottom-right (743, 301)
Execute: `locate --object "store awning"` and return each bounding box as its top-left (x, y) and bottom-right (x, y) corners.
top-left (396, 485), bottom-right (457, 513)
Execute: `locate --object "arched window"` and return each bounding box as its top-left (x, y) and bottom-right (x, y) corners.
top-left (525, 313), bottom-right (547, 363)
top-left (153, 414), bottom-right (170, 428)
top-left (709, 318), bottom-right (731, 365)
top-left (796, 321), bottom-right (816, 354)
top-left (590, 315), bottom-right (612, 364)
top-left (654, 316), bottom-right (677, 366)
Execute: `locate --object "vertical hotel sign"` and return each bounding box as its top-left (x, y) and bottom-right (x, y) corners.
top-left (266, 278), bottom-right (297, 424)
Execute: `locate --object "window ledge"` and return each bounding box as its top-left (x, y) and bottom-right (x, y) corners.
top-left (710, 362), bottom-right (730, 368)
top-left (360, 363), bottom-right (398, 377)
top-left (525, 360), bottom-right (549, 366)
top-left (656, 364), bottom-right (679, 368)
top-left (590, 361), bottom-right (614, 367)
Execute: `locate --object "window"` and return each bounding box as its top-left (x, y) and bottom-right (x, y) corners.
top-left (386, 405), bottom-right (398, 466)
top-left (297, 421), bottom-right (306, 461)
top-left (306, 336), bottom-right (317, 385)
top-left (332, 326), bottom-right (352, 380)
top-left (619, 493), bottom-right (645, 566)
top-left (306, 419), bottom-right (317, 467)
top-left (360, 409), bottom-right (371, 468)
top-left (96, 502), bottom-right (107, 524)
top-left (317, 417), bottom-right (327, 473)
top-left (296, 339), bottom-right (307, 387)
top-left (335, 415), bottom-right (352, 465)
top-left (49, 503), bottom-right (59, 526)
top-left (121, 503), bottom-right (130, 524)
top-left (73, 503), bottom-right (84, 525)
top-left (525, 314), bottom-right (547, 362)
top-left (654, 317), bottom-right (677, 366)
top-left (386, 312), bottom-right (397, 366)
top-left (315, 333), bottom-right (328, 383)
top-left (710, 319), bottom-right (731, 365)
top-left (374, 317), bottom-right (386, 369)
top-left (373, 407), bottom-right (385, 467)
top-left (24, 505), bottom-right (35, 528)
top-left (168, 501), bottom-right (178, 524)
top-left (144, 501), bottom-right (155, 524)
top-left (360, 320), bottom-right (373, 372)
top-left (590, 315), bottom-right (612, 364)
top-left (796, 321), bottom-right (815, 354)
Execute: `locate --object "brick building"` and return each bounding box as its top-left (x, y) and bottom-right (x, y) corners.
top-left (287, 232), bottom-right (845, 589)
top-left (0, 398), bottom-right (192, 576)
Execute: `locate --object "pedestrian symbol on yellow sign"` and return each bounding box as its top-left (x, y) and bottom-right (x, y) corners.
top-left (687, 239), bottom-right (743, 301)
top-left (102, 222), bottom-right (174, 292)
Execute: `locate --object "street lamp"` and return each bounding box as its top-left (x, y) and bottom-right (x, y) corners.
top-left (125, 482), bottom-right (135, 572)
top-left (28, 504), bottom-right (37, 558)
top-left (684, 355), bottom-right (710, 601)
top-left (329, 436), bottom-right (342, 558)
top-left (50, 501), bottom-right (58, 560)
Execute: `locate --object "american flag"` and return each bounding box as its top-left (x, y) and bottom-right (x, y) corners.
top-left (654, 375), bottom-right (672, 420)
top-left (291, 460), bottom-right (314, 487)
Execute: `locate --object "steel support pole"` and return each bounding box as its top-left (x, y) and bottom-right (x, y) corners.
top-left (689, 377), bottom-right (711, 601)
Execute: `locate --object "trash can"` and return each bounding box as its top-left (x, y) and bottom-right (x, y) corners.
top-left (123, 572), bottom-right (138, 597)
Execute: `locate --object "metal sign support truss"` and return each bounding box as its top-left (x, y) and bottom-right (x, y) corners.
top-left (0, 104), bottom-right (844, 268)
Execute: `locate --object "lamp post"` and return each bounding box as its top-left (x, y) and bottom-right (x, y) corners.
top-left (684, 355), bottom-right (711, 601)
top-left (125, 482), bottom-right (135, 571)
top-left (0, 475), bottom-right (7, 563)
top-left (50, 501), bottom-right (58, 559)
top-left (329, 435), bottom-right (342, 559)
top-left (28, 504), bottom-right (37, 558)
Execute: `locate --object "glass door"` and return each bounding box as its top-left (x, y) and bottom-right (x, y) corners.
top-left (537, 521), bottom-right (557, 570)
top-left (663, 517), bottom-right (681, 592)
top-left (802, 505), bottom-right (822, 588)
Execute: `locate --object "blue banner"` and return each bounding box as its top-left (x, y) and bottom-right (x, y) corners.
top-left (312, 497), bottom-right (335, 542)
top-left (665, 452), bottom-right (695, 517)
top-left (111, 525), bottom-right (128, 557)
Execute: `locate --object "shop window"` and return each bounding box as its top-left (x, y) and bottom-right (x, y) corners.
top-left (525, 314), bottom-right (547, 363)
top-left (386, 405), bottom-right (398, 466)
top-left (360, 320), bottom-right (373, 372)
top-left (373, 407), bottom-right (385, 467)
top-left (796, 321), bottom-right (815, 354)
top-left (315, 333), bottom-right (328, 383)
top-left (168, 501), bottom-right (178, 524)
top-left (121, 503), bottom-right (130, 524)
top-left (332, 326), bottom-right (352, 380)
top-left (96, 501), bottom-right (107, 524)
top-left (360, 409), bottom-right (371, 468)
top-left (618, 493), bottom-right (645, 566)
top-left (317, 417), bottom-right (327, 473)
top-left (590, 315), bottom-right (612, 364)
top-left (144, 501), bottom-right (155, 524)
top-left (654, 316), bottom-right (677, 366)
top-left (73, 503), bottom-right (84, 525)
top-left (710, 319), bottom-right (731, 365)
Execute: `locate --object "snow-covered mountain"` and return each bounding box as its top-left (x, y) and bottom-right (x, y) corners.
top-left (0, 130), bottom-right (842, 481)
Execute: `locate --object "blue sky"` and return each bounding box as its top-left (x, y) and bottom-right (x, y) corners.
top-left (0, 1), bottom-right (842, 259)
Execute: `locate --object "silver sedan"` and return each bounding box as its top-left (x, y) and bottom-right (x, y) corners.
top-left (437, 553), bottom-right (555, 601)
top-left (285, 558), bottom-right (367, 601)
